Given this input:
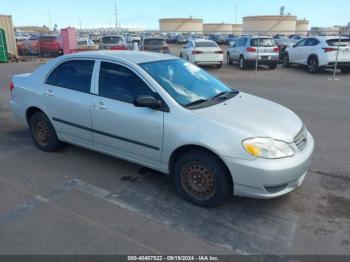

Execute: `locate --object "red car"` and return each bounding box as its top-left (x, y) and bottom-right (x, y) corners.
top-left (38, 35), bottom-right (63, 57)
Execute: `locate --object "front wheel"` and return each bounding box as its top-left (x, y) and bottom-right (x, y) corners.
top-left (227, 53), bottom-right (233, 65)
top-left (29, 112), bottom-right (63, 152)
top-left (173, 150), bottom-right (232, 207)
top-left (282, 55), bottom-right (290, 67)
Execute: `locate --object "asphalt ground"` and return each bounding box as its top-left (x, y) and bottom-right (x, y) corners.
top-left (0, 48), bottom-right (349, 255)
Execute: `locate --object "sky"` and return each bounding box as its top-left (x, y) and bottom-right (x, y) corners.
top-left (1, 0), bottom-right (349, 30)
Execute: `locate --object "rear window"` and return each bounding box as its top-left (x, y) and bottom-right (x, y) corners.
top-left (40, 36), bottom-right (57, 41)
top-left (327, 39), bottom-right (350, 46)
top-left (102, 36), bottom-right (123, 44)
top-left (195, 42), bottom-right (218, 48)
top-left (144, 39), bottom-right (166, 46)
top-left (250, 38), bottom-right (275, 47)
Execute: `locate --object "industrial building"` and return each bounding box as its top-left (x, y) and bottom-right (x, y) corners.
top-left (243, 15), bottom-right (298, 35)
top-left (203, 23), bottom-right (242, 34)
top-left (159, 18), bottom-right (203, 32)
top-left (0, 15), bottom-right (17, 57)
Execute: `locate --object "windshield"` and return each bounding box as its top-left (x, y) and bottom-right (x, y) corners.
top-left (139, 59), bottom-right (238, 108)
top-left (195, 42), bottom-right (218, 48)
top-left (144, 39), bottom-right (166, 46)
top-left (250, 38), bottom-right (275, 47)
top-left (102, 36), bottom-right (123, 44)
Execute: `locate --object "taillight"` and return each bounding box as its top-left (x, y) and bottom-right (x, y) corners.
top-left (192, 50), bottom-right (203, 55)
top-left (10, 81), bottom-right (14, 92)
top-left (273, 47), bottom-right (280, 52)
top-left (215, 50), bottom-right (224, 54)
top-left (323, 47), bottom-right (337, 52)
top-left (246, 47), bottom-right (256, 52)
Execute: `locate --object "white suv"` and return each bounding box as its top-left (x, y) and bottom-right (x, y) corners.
top-left (283, 36), bottom-right (350, 74)
top-left (227, 36), bottom-right (280, 70)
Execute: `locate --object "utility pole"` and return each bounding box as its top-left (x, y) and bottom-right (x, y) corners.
top-left (48, 9), bottom-right (52, 30)
top-left (114, 0), bottom-right (118, 32)
top-left (234, 3), bottom-right (238, 24)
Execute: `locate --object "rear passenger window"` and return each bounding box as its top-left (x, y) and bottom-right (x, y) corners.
top-left (46, 60), bottom-right (95, 93)
top-left (98, 62), bottom-right (154, 104)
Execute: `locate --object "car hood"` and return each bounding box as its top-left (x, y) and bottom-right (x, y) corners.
top-left (194, 92), bottom-right (303, 143)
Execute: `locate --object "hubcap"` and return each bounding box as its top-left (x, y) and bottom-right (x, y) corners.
top-left (180, 162), bottom-right (216, 200)
top-left (240, 59), bottom-right (243, 68)
top-left (33, 120), bottom-right (50, 146)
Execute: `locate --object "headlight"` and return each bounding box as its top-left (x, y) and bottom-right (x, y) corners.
top-left (243, 138), bottom-right (295, 159)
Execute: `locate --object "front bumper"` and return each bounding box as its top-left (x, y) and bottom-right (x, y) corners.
top-left (223, 132), bottom-right (315, 199)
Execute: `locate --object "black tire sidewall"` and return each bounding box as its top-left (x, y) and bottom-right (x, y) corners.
top-left (173, 150), bottom-right (232, 208)
top-left (308, 56), bottom-right (319, 74)
top-left (29, 112), bottom-right (62, 152)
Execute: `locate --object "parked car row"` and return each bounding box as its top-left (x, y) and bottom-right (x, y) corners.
top-left (178, 36), bottom-right (350, 74)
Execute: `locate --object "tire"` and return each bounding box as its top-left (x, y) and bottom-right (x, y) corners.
top-left (282, 54), bottom-right (290, 68)
top-left (268, 63), bottom-right (278, 70)
top-left (173, 150), bottom-right (232, 208)
top-left (227, 53), bottom-right (233, 65)
top-left (239, 56), bottom-right (246, 70)
top-left (179, 52), bottom-right (183, 58)
top-left (340, 67), bottom-right (350, 74)
top-left (307, 56), bottom-right (320, 74)
top-left (29, 112), bottom-right (63, 152)
top-left (216, 62), bottom-right (223, 69)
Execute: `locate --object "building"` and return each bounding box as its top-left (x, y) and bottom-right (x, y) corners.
top-left (0, 15), bottom-right (17, 56)
top-left (243, 15), bottom-right (298, 35)
top-left (159, 18), bottom-right (203, 32)
top-left (203, 23), bottom-right (242, 34)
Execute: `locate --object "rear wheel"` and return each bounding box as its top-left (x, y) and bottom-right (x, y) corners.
top-left (216, 62), bottom-right (223, 69)
top-left (239, 56), bottom-right (246, 70)
top-left (173, 150), bottom-right (232, 207)
top-left (307, 56), bottom-right (320, 74)
top-left (29, 112), bottom-right (63, 152)
top-left (340, 67), bottom-right (350, 74)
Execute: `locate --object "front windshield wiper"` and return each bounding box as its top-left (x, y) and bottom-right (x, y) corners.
top-left (212, 90), bottom-right (239, 100)
top-left (184, 99), bottom-right (209, 107)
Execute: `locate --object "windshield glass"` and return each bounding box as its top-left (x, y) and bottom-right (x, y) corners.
top-left (251, 38), bottom-right (275, 47)
top-left (144, 39), bottom-right (166, 46)
top-left (139, 59), bottom-right (237, 107)
top-left (195, 42), bottom-right (218, 48)
top-left (102, 36), bottom-right (123, 44)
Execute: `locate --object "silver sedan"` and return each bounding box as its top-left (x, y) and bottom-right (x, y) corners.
top-left (10, 51), bottom-right (314, 207)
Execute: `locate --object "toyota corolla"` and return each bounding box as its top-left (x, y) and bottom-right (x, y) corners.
top-left (10, 51), bottom-right (315, 207)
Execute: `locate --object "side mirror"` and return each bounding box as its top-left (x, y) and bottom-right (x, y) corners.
top-left (134, 95), bottom-right (162, 110)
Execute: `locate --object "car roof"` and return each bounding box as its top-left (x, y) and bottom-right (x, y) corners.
top-left (63, 51), bottom-right (178, 64)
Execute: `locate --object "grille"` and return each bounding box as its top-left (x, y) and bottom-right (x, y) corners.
top-left (294, 127), bottom-right (308, 151)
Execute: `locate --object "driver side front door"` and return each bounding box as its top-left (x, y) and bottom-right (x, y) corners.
top-left (91, 61), bottom-right (164, 168)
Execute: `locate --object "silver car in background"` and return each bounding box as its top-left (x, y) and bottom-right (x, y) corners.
top-left (227, 36), bottom-right (280, 69)
top-left (10, 51), bottom-right (314, 207)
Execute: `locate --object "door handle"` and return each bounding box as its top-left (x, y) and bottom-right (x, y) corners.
top-left (93, 101), bottom-right (107, 110)
top-left (44, 90), bottom-right (54, 97)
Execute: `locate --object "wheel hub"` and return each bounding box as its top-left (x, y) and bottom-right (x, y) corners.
top-left (181, 163), bottom-right (216, 200)
top-left (33, 120), bottom-right (50, 146)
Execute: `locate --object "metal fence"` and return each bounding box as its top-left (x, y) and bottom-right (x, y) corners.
top-left (14, 29), bottom-right (350, 80)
